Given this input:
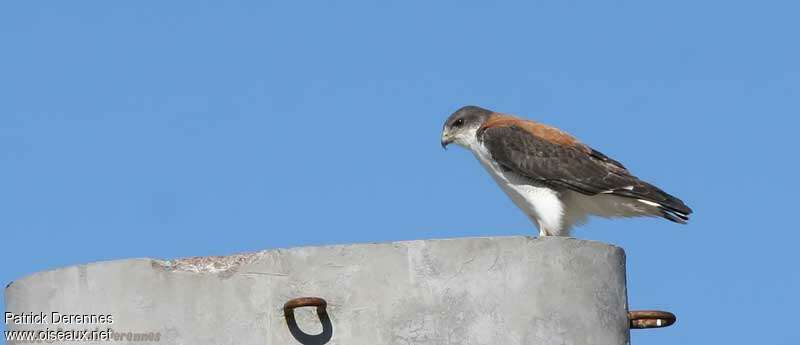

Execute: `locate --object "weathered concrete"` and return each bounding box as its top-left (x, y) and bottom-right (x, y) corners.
top-left (5, 236), bottom-right (629, 345)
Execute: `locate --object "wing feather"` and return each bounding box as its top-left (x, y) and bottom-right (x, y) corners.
top-left (478, 125), bottom-right (692, 218)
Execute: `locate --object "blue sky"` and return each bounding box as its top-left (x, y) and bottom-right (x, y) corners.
top-left (2, 1), bottom-right (798, 344)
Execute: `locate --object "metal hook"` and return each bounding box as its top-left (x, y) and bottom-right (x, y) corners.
top-left (628, 310), bottom-right (676, 329)
top-left (284, 297), bottom-right (327, 317)
top-left (283, 297), bottom-right (332, 344)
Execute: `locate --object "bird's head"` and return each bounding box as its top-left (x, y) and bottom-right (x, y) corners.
top-left (441, 105), bottom-right (493, 150)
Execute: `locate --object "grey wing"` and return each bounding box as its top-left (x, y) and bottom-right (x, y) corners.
top-left (479, 126), bottom-right (692, 220)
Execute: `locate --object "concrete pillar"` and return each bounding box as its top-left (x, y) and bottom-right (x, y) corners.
top-left (5, 236), bottom-right (630, 345)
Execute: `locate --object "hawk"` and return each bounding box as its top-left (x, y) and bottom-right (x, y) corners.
top-left (441, 105), bottom-right (692, 237)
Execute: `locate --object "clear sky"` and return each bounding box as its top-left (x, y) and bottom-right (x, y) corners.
top-left (2, 1), bottom-right (798, 344)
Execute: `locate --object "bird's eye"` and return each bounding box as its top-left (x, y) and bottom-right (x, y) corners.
top-left (453, 119), bottom-right (464, 127)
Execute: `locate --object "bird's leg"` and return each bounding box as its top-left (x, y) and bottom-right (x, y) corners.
top-left (536, 220), bottom-right (550, 237)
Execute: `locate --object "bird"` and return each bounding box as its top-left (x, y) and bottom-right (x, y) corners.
top-left (440, 105), bottom-right (692, 237)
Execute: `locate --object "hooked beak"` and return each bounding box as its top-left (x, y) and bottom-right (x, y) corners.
top-left (441, 133), bottom-right (453, 150)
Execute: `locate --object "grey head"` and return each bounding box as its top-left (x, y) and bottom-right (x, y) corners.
top-left (441, 105), bottom-right (493, 149)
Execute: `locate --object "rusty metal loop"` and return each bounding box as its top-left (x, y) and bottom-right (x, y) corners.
top-left (283, 297), bottom-right (332, 344)
top-left (284, 297), bottom-right (327, 317)
top-left (628, 310), bottom-right (676, 329)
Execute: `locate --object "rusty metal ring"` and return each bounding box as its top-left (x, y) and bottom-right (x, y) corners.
top-left (628, 310), bottom-right (676, 329)
top-left (283, 297), bottom-right (332, 343)
top-left (284, 297), bottom-right (327, 317)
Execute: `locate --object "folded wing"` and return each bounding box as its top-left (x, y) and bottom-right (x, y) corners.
top-left (478, 124), bottom-right (692, 222)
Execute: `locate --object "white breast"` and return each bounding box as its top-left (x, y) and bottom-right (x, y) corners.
top-left (469, 141), bottom-right (568, 236)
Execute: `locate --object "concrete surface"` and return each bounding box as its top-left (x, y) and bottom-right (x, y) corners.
top-left (5, 236), bottom-right (629, 345)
